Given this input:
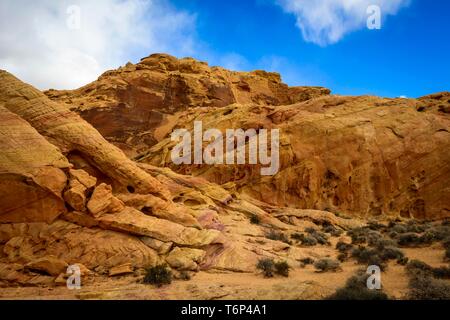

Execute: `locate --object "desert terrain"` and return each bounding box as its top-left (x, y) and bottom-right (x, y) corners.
top-left (0, 54), bottom-right (449, 300)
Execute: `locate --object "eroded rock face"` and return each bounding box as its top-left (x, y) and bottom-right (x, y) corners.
top-left (0, 105), bottom-right (69, 223)
top-left (0, 70), bottom-right (169, 199)
top-left (140, 95), bottom-right (450, 219)
top-left (44, 53), bottom-right (330, 157)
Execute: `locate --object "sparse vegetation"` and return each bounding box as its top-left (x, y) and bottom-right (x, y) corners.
top-left (295, 233), bottom-right (318, 246)
top-left (327, 270), bottom-right (389, 300)
top-left (274, 261), bottom-right (290, 277)
top-left (322, 224), bottom-right (343, 237)
top-left (256, 258), bottom-right (275, 278)
top-left (256, 258), bottom-right (290, 277)
top-left (305, 227), bottom-right (330, 245)
top-left (266, 230), bottom-right (292, 245)
top-left (250, 214), bottom-right (260, 225)
top-left (314, 258), bottom-right (341, 272)
top-left (336, 241), bottom-right (353, 253)
top-left (406, 260), bottom-right (450, 300)
top-left (299, 257), bottom-right (314, 267)
top-left (143, 264), bottom-right (172, 287)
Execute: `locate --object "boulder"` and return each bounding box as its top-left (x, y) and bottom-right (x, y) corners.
top-left (25, 256), bottom-right (68, 276)
top-left (87, 183), bottom-right (124, 217)
top-left (165, 247), bottom-right (206, 271)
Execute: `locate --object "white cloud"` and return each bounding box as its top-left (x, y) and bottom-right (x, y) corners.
top-left (0, 0), bottom-right (197, 89)
top-left (277, 0), bottom-right (410, 46)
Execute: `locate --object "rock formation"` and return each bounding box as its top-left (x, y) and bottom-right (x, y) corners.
top-left (45, 53), bottom-right (330, 157)
top-left (0, 54), bottom-right (449, 298)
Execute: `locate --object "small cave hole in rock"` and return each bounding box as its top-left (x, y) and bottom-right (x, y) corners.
top-left (127, 185), bottom-right (135, 193)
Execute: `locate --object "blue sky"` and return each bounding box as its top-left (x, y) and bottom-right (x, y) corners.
top-left (1, 0), bottom-right (449, 97)
top-left (168, 0), bottom-right (450, 98)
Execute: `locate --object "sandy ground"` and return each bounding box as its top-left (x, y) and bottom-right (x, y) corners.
top-left (0, 245), bottom-right (447, 300)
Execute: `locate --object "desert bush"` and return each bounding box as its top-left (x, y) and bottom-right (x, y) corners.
top-left (292, 232), bottom-right (318, 246)
top-left (250, 214), bottom-right (260, 225)
top-left (397, 233), bottom-right (422, 247)
top-left (274, 261), bottom-right (290, 277)
top-left (347, 227), bottom-right (372, 244)
top-left (299, 257), bottom-right (314, 266)
top-left (350, 246), bottom-right (388, 270)
top-left (305, 228), bottom-right (329, 245)
top-left (290, 232), bottom-right (303, 241)
top-left (367, 221), bottom-right (386, 231)
top-left (406, 260), bottom-right (450, 300)
top-left (336, 241), bottom-right (353, 253)
top-left (327, 270), bottom-right (388, 300)
top-left (379, 246), bottom-right (404, 261)
top-left (314, 258), bottom-right (341, 272)
top-left (322, 224), bottom-right (343, 237)
top-left (256, 258), bottom-right (275, 278)
top-left (266, 230), bottom-right (292, 245)
top-left (144, 264), bottom-right (172, 287)
top-left (432, 266), bottom-right (450, 279)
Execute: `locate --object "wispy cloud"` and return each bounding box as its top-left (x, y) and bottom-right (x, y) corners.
top-left (0, 0), bottom-right (197, 89)
top-left (277, 0), bottom-right (410, 46)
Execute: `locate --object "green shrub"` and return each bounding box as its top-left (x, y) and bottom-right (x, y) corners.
top-left (290, 232), bottom-right (303, 241)
top-left (256, 258), bottom-right (275, 278)
top-left (350, 246), bottom-right (387, 270)
top-left (144, 264), bottom-right (172, 287)
top-left (305, 228), bottom-right (329, 245)
top-left (274, 261), bottom-right (290, 277)
top-left (314, 258), bottom-right (341, 272)
top-left (327, 271), bottom-right (389, 300)
top-left (347, 227), bottom-right (371, 244)
top-left (379, 246), bottom-right (404, 261)
top-left (336, 241), bottom-right (353, 253)
top-left (299, 257), bottom-right (314, 267)
top-left (367, 221), bottom-right (386, 231)
top-left (322, 224), bottom-right (343, 237)
top-left (406, 261), bottom-right (450, 300)
top-left (298, 234), bottom-right (318, 246)
top-left (397, 233), bottom-right (422, 247)
top-left (266, 230), bottom-right (292, 245)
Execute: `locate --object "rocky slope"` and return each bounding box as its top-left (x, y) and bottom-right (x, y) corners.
top-left (0, 69), bottom-right (358, 292)
top-left (45, 54), bottom-right (450, 220)
top-left (44, 53), bottom-right (330, 157)
top-left (0, 54), bottom-right (449, 299)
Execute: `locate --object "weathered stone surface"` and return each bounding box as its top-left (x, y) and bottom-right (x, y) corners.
top-left (141, 96), bottom-right (450, 219)
top-left (0, 106), bottom-right (69, 223)
top-left (87, 183), bottom-right (124, 217)
top-left (0, 70), bottom-right (169, 199)
top-left (64, 179), bottom-right (87, 211)
top-left (140, 237), bottom-right (173, 254)
top-left (44, 54), bottom-right (330, 157)
top-left (97, 207), bottom-right (222, 247)
top-left (69, 169), bottom-right (97, 190)
top-left (109, 263), bottom-right (134, 276)
top-left (25, 256), bottom-right (68, 276)
top-left (116, 193), bottom-right (201, 228)
top-left (165, 247), bottom-right (206, 271)
top-left (0, 221), bottom-right (161, 272)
